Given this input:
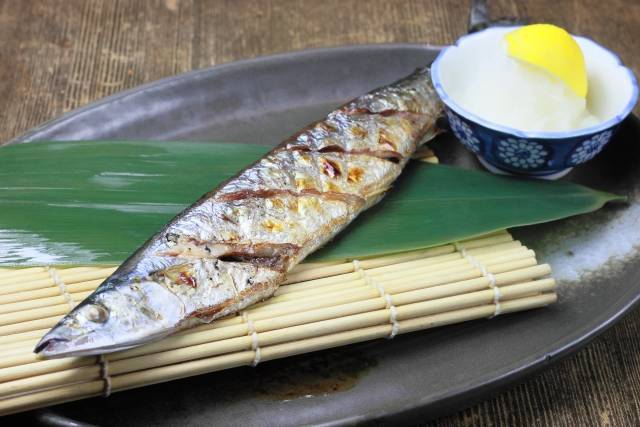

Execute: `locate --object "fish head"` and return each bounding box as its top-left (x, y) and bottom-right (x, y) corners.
top-left (34, 276), bottom-right (184, 358)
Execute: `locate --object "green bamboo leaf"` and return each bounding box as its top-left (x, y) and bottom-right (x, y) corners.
top-left (0, 140), bottom-right (621, 266)
top-left (309, 163), bottom-right (622, 260)
top-left (0, 141), bottom-right (270, 266)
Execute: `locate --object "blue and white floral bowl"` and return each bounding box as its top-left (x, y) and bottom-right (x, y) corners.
top-left (431, 27), bottom-right (639, 179)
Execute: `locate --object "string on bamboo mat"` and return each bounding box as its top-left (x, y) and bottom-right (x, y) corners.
top-left (454, 241), bottom-right (502, 317)
top-left (98, 355), bottom-right (112, 397)
top-left (46, 267), bottom-right (76, 310)
top-left (352, 259), bottom-right (399, 339)
top-left (242, 311), bottom-right (261, 366)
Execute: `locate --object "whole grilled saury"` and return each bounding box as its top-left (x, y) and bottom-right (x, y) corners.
top-left (35, 67), bottom-right (443, 358)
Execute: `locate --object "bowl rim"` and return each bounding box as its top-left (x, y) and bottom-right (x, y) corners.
top-left (431, 26), bottom-right (639, 140)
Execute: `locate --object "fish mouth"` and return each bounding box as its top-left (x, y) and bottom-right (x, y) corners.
top-left (34, 329), bottom-right (174, 358)
top-left (34, 337), bottom-right (71, 356)
top-left (34, 337), bottom-right (140, 359)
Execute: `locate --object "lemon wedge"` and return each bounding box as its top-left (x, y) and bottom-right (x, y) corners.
top-left (505, 24), bottom-right (588, 98)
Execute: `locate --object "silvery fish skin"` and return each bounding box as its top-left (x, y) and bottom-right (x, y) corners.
top-left (34, 67), bottom-right (443, 358)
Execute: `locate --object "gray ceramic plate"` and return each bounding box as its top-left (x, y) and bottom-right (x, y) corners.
top-left (6, 44), bottom-right (640, 426)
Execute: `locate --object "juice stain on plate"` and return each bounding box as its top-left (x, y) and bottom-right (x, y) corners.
top-left (249, 349), bottom-right (378, 401)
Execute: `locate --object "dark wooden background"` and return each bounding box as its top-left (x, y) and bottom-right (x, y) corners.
top-left (1, 0), bottom-right (639, 425)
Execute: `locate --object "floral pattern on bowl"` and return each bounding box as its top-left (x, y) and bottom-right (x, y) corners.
top-left (496, 138), bottom-right (549, 170)
top-left (441, 106), bottom-right (625, 179)
top-left (566, 130), bottom-right (613, 166)
top-left (446, 110), bottom-right (481, 153)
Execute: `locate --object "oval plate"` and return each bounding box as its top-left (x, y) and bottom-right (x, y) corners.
top-left (7, 44), bottom-right (640, 426)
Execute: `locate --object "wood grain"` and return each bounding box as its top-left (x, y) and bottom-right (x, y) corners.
top-left (0, 0), bottom-right (639, 425)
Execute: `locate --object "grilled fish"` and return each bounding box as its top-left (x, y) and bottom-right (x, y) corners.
top-left (35, 67), bottom-right (443, 358)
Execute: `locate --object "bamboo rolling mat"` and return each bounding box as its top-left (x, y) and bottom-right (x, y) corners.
top-left (0, 229), bottom-right (556, 415)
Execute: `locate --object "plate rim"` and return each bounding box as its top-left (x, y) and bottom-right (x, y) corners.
top-left (6, 42), bottom-right (443, 146)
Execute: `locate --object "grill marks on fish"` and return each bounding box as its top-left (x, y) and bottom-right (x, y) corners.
top-left (158, 239), bottom-right (301, 272)
top-left (149, 68), bottom-right (442, 311)
top-left (165, 194), bottom-right (359, 277)
top-left (155, 107), bottom-right (420, 288)
top-left (319, 157), bottom-right (342, 178)
top-left (341, 107), bottom-right (402, 116)
top-left (34, 67), bottom-right (443, 358)
top-left (283, 112), bottom-right (428, 159)
top-left (215, 189), bottom-right (365, 207)
top-left (220, 151), bottom-right (401, 201)
top-left (282, 145), bottom-right (404, 164)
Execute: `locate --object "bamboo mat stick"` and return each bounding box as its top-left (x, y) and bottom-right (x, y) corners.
top-left (262, 258), bottom-right (538, 307)
top-left (0, 247), bottom-right (530, 320)
top-left (0, 279), bottom-right (103, 306)
top-left (282, 249), bottom-right (533, 297)
top-left (116, 267), bottom-right (552, 361)
top-left (0, 270), bottom-right (51, 285)
top-left (0, 306), bottom-right (70, 328)
top-left (0, 241), bottom-right (528, 327)
top-left (0, 345), bottom-right (35, 359)
top-left (0, 275), bottom-right (552, 377)
top-left (366, 246), bottom-right (530, 277)
top-left (275, 246), bottom-right (530, 296)
top-left (0, 329), bottom-right (50, 346)
top-left (277, 247), bottom-right (531, 298)
top-left (0, 350), bottom-right (49, 370)
top-left (384, 263), bottom-right (549, 295)
top-left (0, 365), bottom-right (101, 399)
top-left (0, 261), bottom-right (548, 341)
top-left (242, 264), bottom-right (550, 326)
top-left (283, 233), bottom-right (513, 284)
top-left (0, 241), bottom-right (524, 316)
top-left (0, 316), bottom-right (65, 337)
top-left (0, 267), bottom-right (550, 369)
top-left (0, 291), bottom-right (93, 316)
top-left (0, 278), bottom-right (554, 394)
top-left (0, 282), bottom-right (554, 399)
top-left (181, 258), bottom-right (537, 321)
top-left (0, 352), bottom-right (30, 367)
top-left (0, 342), bottom-right (38, 355)
top-left (274, 247), bottom-right (529, 299)
top-left (0, 267), bottom-right (103, 287)
top-left (0, 358), bottom-right (94, 383)
top-left (0, 234), bottom-right (513, 306)
top-left (397, 294), bottom-right (556, 334)
top-left (0, 267), bottom-right (49, 279)
top-left (0, 252), bottom-right (536, 330)
top-left (0, 293), bottom-right (555, 416)
top-left (0, 263), bottom-right (550, 371)
top-left (0, 268), bottom-right (117, 297)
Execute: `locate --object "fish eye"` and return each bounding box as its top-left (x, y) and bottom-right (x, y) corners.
top-left (81, 304), bottom-right (110, 324)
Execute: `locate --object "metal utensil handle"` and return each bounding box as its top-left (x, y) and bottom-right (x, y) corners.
top-left (468, 0), bottom-right (528, 33)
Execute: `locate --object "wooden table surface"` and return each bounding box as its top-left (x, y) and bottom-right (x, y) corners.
top-left (1, 0), bottom-right (639, 425)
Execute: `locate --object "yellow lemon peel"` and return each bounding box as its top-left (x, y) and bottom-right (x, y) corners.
top-left (505, 24), bottom-right (588, 98)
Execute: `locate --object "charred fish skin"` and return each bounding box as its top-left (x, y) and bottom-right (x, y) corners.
top-left (35, 67), bottom-right (443, 358)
